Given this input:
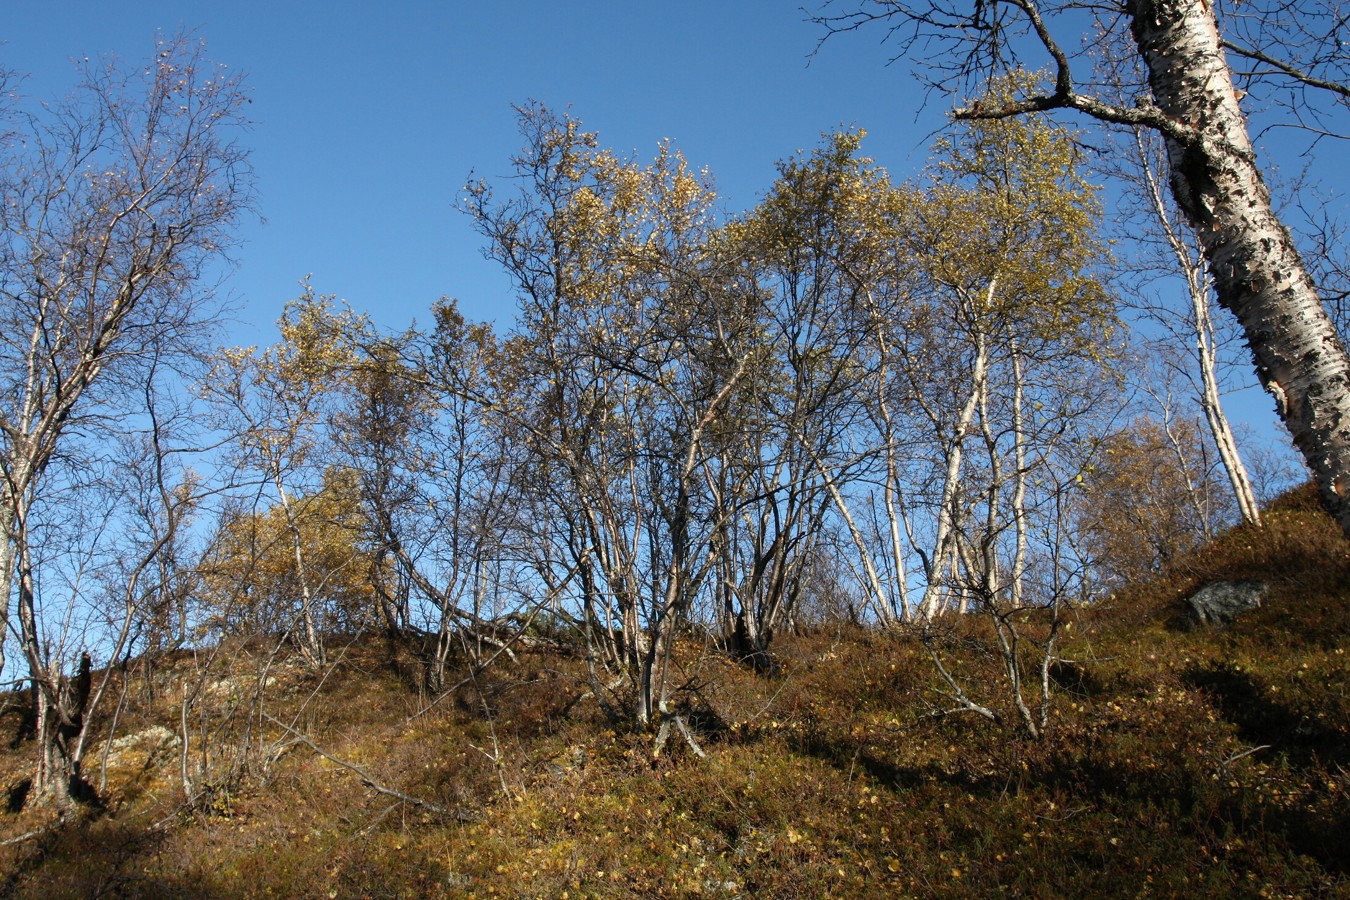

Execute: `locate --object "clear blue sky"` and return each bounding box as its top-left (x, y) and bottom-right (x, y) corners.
top-left (4, 1), bottom-right (945, 337)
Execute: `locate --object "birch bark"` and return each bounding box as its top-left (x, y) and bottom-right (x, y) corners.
top-left (1128, 0), bottom-right (1350, 530)
top-left (815, 0), bottom-right (1350, 535)
top-left (1131, 127), bottom-right (1263, 526)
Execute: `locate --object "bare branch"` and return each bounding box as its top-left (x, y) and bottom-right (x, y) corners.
top-left (1220, 38), bottom-right (1350, 101)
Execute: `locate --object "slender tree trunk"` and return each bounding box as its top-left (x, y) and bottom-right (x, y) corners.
top-left (877, 366), bottom-right (913, 623)
top-left (1009, 344), bottom-right (1029, 608)
top-left (861, 288), bottom-right (914, 623)
top-left (16, 533), bottom-right (91, 809)
top-left (273, 480), bottom-right (325, 667)
top-left (819, 469), bottom-right (898, 624)
top-left (1133, 126), bottom-right (1263, 525)
top-left (1129, 0), bottom-right (1350, 533)
top-left (918, 321), bottom-right (990, 619)
top-left (0, 506), bottom-right (13, 679)
top-left (0, 465), bottom-right (38, 682)
top-left (1193, 287), bottom-right (1263, 525)
top-left (967, 353), bottom-right (1003, 615)
top-left (883, 460), bottom-right (912, 623)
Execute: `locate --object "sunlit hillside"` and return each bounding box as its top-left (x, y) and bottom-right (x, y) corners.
top-left (0, 485), bottom-right (1345, 898)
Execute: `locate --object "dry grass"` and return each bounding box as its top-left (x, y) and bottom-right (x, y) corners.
top-left (0, 485), bottom-right (1346, 897)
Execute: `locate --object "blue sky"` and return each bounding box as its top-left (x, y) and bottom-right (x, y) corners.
top-left (5, 1), bottom-right (946, 337)
top-left (4, 1), bottom-right (1338, 464)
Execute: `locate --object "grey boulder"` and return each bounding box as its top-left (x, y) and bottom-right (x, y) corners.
top-left (1182, 580), bottom-right (1267, 628)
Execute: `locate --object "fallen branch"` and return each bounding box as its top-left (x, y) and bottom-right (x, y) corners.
top-left (263, 714), bottom-right (479, 823)
top-left (0, 821), bottom-right (60, 847)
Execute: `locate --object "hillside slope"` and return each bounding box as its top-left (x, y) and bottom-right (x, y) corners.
top-left (0, 486), bottom-right (1346, 897)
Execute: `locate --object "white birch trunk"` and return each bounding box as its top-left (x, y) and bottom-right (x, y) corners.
top-left (1193, 285), bottom-right (1264, 526)
top-left (1134, 127), bottom-right (1263, 526)
top-left (0, 505), bottom-right (14, 679)
top-left (918, 293), bottom-right (993, 620)
top-left (868, 297), bottom-right (912, 623)
top-left (1130, 0), bottom-right (1350, 534)
top-left (273, 479), bottom-right (325, 668)
top-left (818, 466), bottom-right (899, 625)
top-left (1009, 344), bottom-right (1029, 609)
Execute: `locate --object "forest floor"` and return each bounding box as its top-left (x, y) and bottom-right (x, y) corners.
top-left (0, 486), bottom-right (1347, 898)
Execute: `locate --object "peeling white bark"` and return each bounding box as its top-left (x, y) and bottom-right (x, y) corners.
top-left (1129, 0), bottom-right (1350, 532)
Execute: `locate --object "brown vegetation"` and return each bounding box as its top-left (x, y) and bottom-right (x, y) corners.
top-left (0, 485), bottom-right (1346, 897)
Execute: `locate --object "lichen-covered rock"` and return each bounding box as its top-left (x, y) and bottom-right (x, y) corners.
top-left (103, 724), bottom-right (181, 766)
top-left (1183, 580), bottom-right (1266, 628)
top-left (94, 724), bottom-right (183, 798)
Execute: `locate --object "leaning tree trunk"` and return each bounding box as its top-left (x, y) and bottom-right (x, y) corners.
top-left (1194, 286), bottom-right (1264, 526)
top-left (1129, 0), bottom-right (1350, 535)
top-left (1133, 124), bottom-right (1263, 526)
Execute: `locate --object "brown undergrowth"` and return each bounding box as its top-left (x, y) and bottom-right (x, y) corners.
top-left (0, 486), bottom-right (1346, 897)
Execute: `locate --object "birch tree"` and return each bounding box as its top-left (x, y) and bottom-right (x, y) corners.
top-left (801, 104), bottom-right (1117, 735)
top-left (204, 290), bottom-right (365, 667)
top-left (813, 0), bottom-right (1350, 537)
top-left (0, 36), bottom-right (252, 808)
top-left (464, 105), bottom-right (755, 732)
top-left (1077, 416), bottom-right (1230, 585)
top-left (715, 130), bottom-right (883, 665)
top-left (343, 302), bottom-right (525, 687)
top-left (1105, 124), bottom-right (1263, 526)
top-left (846, 95), bottom-right (1113, 622)
top-left (198, 468), bottom-right (380, 638)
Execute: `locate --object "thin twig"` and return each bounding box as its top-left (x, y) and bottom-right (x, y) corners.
top-left (1221, 744), bottom-right (1272, 771)
top-left (262, 714), bottom-right (478, 823)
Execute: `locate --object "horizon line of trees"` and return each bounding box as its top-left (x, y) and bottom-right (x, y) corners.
top-left (0, 31), bottom-right (1322, 810)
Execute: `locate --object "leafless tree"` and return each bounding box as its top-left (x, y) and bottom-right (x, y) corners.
top-left (1100, 124), bottom-right (1264, 526)
top-left (0, 34), bottom-right (252, 808)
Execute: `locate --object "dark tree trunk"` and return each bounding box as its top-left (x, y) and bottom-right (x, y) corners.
top-left (32, 652), bottom-right (95, 810)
